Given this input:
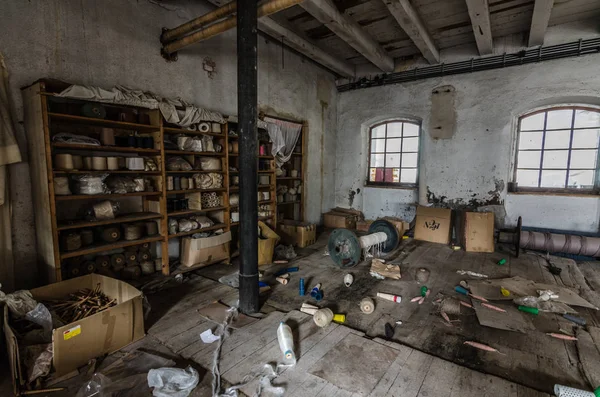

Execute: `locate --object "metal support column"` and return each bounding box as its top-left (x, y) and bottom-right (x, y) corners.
top-left (237, 0), bottom-right (259, 314)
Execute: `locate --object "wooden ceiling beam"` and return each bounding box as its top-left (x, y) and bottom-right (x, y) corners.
top-left (528, 0), bottom-right (554, 47)
top-left (465, 0), bottom-right (494, 55)
top-left (300, 0), bottom-right (395, 72)
top-left (381, 0), bottom-right (440, 64)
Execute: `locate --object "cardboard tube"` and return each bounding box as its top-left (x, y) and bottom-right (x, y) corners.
top-left (276, 276), bottom-right (289, 285)
top-left (199, 122), bottom-right (210, 132)
top-left (300, 307), bottom-right (318, 315)
top-left (377, 292), bottom-right (402, 303)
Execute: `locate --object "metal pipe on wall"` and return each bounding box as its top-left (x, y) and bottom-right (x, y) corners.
top-left (161, 1), bottom-right (237, 43)
top-left (163, 0), bottom-right (304, 54)
top-left (238, 0), bottom-right (260, 314)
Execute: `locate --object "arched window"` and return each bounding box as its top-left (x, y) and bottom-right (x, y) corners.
top-left (514, 106), bottom-right (600, 191)
top-left (367, 120), bottom-right (421, 187)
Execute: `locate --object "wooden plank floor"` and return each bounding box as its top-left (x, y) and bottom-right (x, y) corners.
top-left (196, 232), bottom-right (600, 394)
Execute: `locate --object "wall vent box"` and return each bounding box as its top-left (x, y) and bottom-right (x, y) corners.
top-left (323, 211), bottom-right (358, 229)
top-left (464, 212), bottom-right (495, 253)
top-left (4, 274), bottom-right (145, 394)
top-left (414, 206), bottom-right (452, 244)
top-left (181, 231), bottom-right (231, 268)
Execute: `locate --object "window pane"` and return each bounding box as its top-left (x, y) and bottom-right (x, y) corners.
top-left (369, 168), bottom-right (376, 182)
top-left (574, 109), bottom-right (600, 128)
top-left (516, 170), bottom-right (539, 187)
top-left (543, 150), bottom-right (568, 168)
top-left (385, 154), bottom-right (401, 167)
top-left (540, 170), bottom-right (567, 188)
top-left (517, 150), bottom-right (541, 168)
top-left (403, 137), bottom-right (419, 152)
top-left (568, 169), bottom-right (595, 188)
top-left (387, 123), bottom-right (402, 137)
top-left (519, 131), bottom-right (543, 150)
top-left (384, 168), bottom-right (395, 182)
top-left (386, 138), bottom-right (402, 152)
top-left (520, 113), bottom-right (545, 131)
top-left (372, 168), bottom-right (384, 182)
top-left (570, 149), bottom-right (597, 169)
top-left (371, 139), bottom-right (386, 152)
top-left (371, 125), bottom-right (386, 138)
top-left (572, 129), bottom-right (599, 149)
top-left (546, 109), bottom-right (573, 129)
top-left (371, 154), bottom-right (384, 167)
top-left (402, 153), bottom-right (418, 168)
top-left (544, 130), bottom-right (571, 149)
top-left (390, 168), bottom-right (400, 183)
top-left (400, 168), bottom-right (417, 183)
top-left (403, 123), bottom-right (420, 137)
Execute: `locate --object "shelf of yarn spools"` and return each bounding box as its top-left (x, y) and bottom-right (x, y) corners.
top-left (48, 112), bottom-right (161, 132)
top-left (229, 214), bottom-right (275, 227)
top-left (165, 170), bottom-right (226, 174)
top-left (167, 207), bottom-right (227, 216)
top-left (60, 235), bottom-right (164, 260)
top-left (166, 188), bottom-right (227, 194)
top-left (57, 212), bottom-right (163, 231)
top-left (228, 154), bottom-right (274, 159)
top-left (55, 191), bottom-right (162, 201)
top-left (164, 150), bottom-right (226, 156)
top-left (53, 170), bottom-right (162, 175)
top-left (168, 223), bottom-right (227, 238)
top-left (163, 127), bottom-right (225, 138)
top-left (228, 170), bottom-right (274, 173)
top-left (277, 201), bottom-right (301, 206)
top-left (229, 185), bottom-right (271, 192)
top-left (276, 177), bottom-right (302, 180)
top-left (229, 200), bottom-right (275, 211)
top-left (52, 143), bottom-right (161, 154)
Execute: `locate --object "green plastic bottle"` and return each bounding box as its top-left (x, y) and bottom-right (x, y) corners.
top-left (420, 286), bottom-right (428, 297)
top-left (497, 258), bottom-right (507, 266)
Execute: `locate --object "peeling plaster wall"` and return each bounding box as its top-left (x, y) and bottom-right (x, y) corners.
top-left (0, 0), bottom-right (337, 288)
top-left (336, 54), bottom-right (600, 231)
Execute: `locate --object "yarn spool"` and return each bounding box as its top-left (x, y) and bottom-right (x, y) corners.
top-left (140, 261), bottom-right (155, 275)
top-left (290, 170), bottom-right (299, 178)
top-left (95, 255), bottom-right (111, 269)
top-left (110, 253), bottom-right (125, 269)
top-left (229, 194), bottom-right (239, 206)
top-left (67, 263), bottom-right (82, 279)
top-left (313, 308), bottom-right (334, 328)
top-left (416, 268), bottom-right (430, 284)
top-left (117, 157), bottom-right (126, 169)
top-left (140, 242), bottom-right (151, 250)
top-left (83, 156), bottom-right (93, 170)
top-left (145, 221), bottom-right (158, 236)
top-left (100, 227), bottom-right (121, 243)
top-left (211, 123), bottom-right (222, 133)
top-left (60, 232), bottom-right (82, 252)
top-left (71, 155), bottom-right (83, 170)
top-left (360, 297), bottom-right (375, 314)
top-left (167, 176), bottom-right (174, 191)
top-left (100, 128), bottom-right (116, 146)
top-left (231, 141), bottom-right (239, 154)
top-left (54, 154), bottom-right (74, 170)
top-left (82, 261), bottom-right (97, 274)
top-left (106, 157), bottom-right (119, 170)
top-left (92, 156), bottom-right (108, 171)
top-left (126, 157), bottom-right (145, 171)
top-left (80, 229), bottom-right (94, 246)
top-left (93, 200), bottom-right (116, 220)
top-left (198, 122), bottom-right (210, 133)
top-left (259, 175), bottom-right (270, 185)
top-left (181, 177), bottom-right (189, 190)
top-left (54, 177), bottom-right (72, 196)
top-left (124, 250), bottom-right (138, 265)
top-left (188, 177), bottom-right (195, 189)
top-left (138, 250), bottom-right (152, 262)
top-left (121, 266), bottom-right (142, 280)
top-left (173, 177), bottom-right (181, 191)
top-left (123, 224), bottom-right (144, 241)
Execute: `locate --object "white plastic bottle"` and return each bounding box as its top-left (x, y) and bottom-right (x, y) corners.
top-left (277, 322), bottom-right (296, 365)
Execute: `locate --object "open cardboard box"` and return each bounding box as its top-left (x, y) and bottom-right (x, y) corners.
top-left (4, 274), bottom-right (145, 395)
top-left (278, 220), bottom-right (316, 248)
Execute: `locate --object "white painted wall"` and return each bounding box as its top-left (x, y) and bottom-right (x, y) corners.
top-left (0, 0), bottom-right (337, 288)
top-left (336, 53), bottom-right (600, 232)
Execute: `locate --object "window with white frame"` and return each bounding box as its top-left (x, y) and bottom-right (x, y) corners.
top-left (515, 107), bottom-right (600, 191)
top-left (367, 120), bottom-right (420, 186)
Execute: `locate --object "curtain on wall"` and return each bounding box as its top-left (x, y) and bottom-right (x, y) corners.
top-left (264, 116), bottom-right (302, 167)
top-left (0, 53), bottom-right (23, 292)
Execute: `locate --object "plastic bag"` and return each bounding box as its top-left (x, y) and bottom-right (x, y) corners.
top-left (198, 157), bottom-right (221, 171)
top-left (105, 176), bottom-right (139, 194)
top-left (24, 343), bottom-right (53, 384)
top-left (168, 219), bottom-right (178, 235)
top-left (144, 157), bottom-right (158, 171)
top-left (0, 288), bottom-right (38, 317)
top-left (190, 215), bottom-right (213, 229)
top-left (202, 135), bottom-right (214, 152)
top-left (75, 373), bottom-right (111, 397)
top-left (147, 366), bottom-right (199, 397)
top-left (85, 200), bottom-right (119, 221)
top-left (178, 136), bottom-right (203, 152)
top-left (73, 174), bottom-right (108, 195)
top-left (177, 219), bottom-right (194, 233)
top-left (167, 157), bottom-right (192, 171)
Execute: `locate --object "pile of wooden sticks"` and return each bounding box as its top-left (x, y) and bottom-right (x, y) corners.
top-left (46, 284), bottom-right (116, 323)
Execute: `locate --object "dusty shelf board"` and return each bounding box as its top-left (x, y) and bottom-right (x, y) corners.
top-left (57, 212), bottom-right (162, 231)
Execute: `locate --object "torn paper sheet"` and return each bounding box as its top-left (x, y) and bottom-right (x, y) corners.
top-left (456, 270), bottom-right (488, 278)
top-left (370, 259), bottom-right (401, 280)
top-left (200, 329), bottom-right (220, 344)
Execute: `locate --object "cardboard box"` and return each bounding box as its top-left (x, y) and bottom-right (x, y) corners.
top-left (4, 274), bottom-right (145, 394)
top-left (181, 231), bottom-right (231, 267)
top-left (414, 206), bottom-right (452, 244)
top-left (323, 211), bottom-right (357, 229)
top-left (278, 220), bottom-right (316, 248)
top-left (382, 217), bottom-right (410, 237)
top-left (464, 212), bottom-right (495, 252)
top-left (258, 221), bottom-right (280, 265)
top-left (356, 220), bottom-right (374, 232)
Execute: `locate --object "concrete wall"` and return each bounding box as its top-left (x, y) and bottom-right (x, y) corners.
top-left (336, 53), bottom-right (600, 232)
top-left (0, 0), bottom-right (337, 288)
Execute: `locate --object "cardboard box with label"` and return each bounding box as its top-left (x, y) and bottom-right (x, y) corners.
top-left (4, 274), bottom-right (145, 395)
top-left (464, 212), bottom-right (495, 252)
top-left (278, 220), bottom-right (316, 248)
top-left (181, 231), bottom-right (231, 268)
top-left (414, 206), bottom-right (452, 244)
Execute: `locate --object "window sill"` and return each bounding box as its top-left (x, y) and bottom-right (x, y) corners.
top-left (365, 184), bottom-right (418, 191)
top-left (508, 191), bottom-right (599, 198)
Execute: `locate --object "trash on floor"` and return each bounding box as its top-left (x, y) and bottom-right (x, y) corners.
top-left (360, 297), bottom-right (375, 314)
top-left (370, 259), bottom-right (401, 280)
top-left (310, 283), bottom-right (323, 301)
top-left (456, 270), bottom-right (488, 278)
top-left (277, 322), bottom-right (296, 365)
top-left (463, 341), bottom-right (504, 354)
top-left (377, 292), bottom-right (402, 303)
top-left (147, 366), bottom-right (199, 397)
top-left (344, 273), bottom-right (354, 287)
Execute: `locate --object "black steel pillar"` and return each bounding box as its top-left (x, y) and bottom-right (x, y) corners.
top-left (237, 0), bottom-right (259, 314)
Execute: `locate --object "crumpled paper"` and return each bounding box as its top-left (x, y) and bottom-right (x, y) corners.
top-left (370, 259), bottom-right (401, 280)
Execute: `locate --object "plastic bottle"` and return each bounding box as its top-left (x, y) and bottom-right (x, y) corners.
top-left (277, 322), bottom-right (296, 365)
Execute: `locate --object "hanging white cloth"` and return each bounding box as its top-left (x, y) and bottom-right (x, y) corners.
top-left (263, 117), bottom-right (302, 167)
